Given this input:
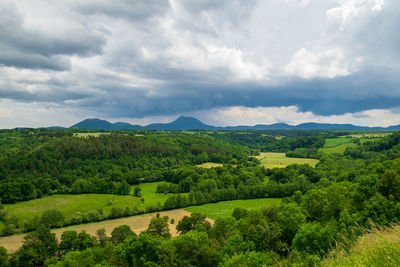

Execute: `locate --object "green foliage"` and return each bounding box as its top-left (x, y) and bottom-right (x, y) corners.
top-left (41, 209), bottom-right (65, 227)
top-left (111, 224), bottom-right (135, 244)
top-left (59, 230), bottom-right (78, 254)
top-left (147, 215), bottom-right (171, 238)
top-left (0, 246), bottom-right (8, 266)
top-left (14, 224), bottom-right (58, 266)
top-left (221, 251), bottom-right (273, 267)
top-left (176, 213), bottom-right (211, 234)
top-left (133, 185), bottom-right (142, 197)
top-left (293, 222), bottom-right (337, 255)
top-left (277, 203), bottom-right (306, 243)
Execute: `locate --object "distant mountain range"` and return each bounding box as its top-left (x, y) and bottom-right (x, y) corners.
top-left (66, 116), bottom-right (400, 131)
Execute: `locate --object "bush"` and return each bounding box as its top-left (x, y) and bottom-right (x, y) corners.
top-left (41, 209), bottom-right (65, 227)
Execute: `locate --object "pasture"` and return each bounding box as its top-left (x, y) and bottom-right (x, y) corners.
top-left (256, 152), bottom-right (319, 168)
top-left (2, 182), bottom-right (183, 225)
top-left (73, 132), bottom-right (110, 138)
top-left (319, 143), bottom-right (357, 154)
top-left (195, 162), bottom-right (224, 168)
top-left (340, 133), bottom-right (392, 138)
top-left (184, 198), bottom-right (281, 219)
top-left (0, 209), bottom-right (196, 253)
top-left (323, 138), bottom-right (353, 148)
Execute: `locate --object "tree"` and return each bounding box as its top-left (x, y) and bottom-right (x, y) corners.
top-left (222, 251), bottom-right (273, 267)
top-left (293, 222), bottom-right (337, 255)
top-left (232, 207), bottom-right (249, 220)
top-left (117, 180), bottom-right (130, 195)
top-left (133, 186), bottom-right (142, 197)
top-left (377, 170), bottom-right (400, 201)
top-left (277, 203), bottom-right (305, 244)
top-left (0, 246), bottom-right (8, 266)
top-left (147, 215), bottom-right (171, 238)
top-left (76, 230), bottom-right (94, 250)
top-left (96, 228), bottom-right (108, 246)
top-left (41, 209), bottom-right (65, 227)
top-left (59, 230), bottom-right (78, 254)
top-left (111, 225), bottom-right (135, 244)
top-left (172, 231), bottom-right (216, 266)
top-left (15, 224), bottom-right (58, 266)
top-left (123, 233), bottom-right (164, 266)
top-left (176, 213), bottom-right (211, 234)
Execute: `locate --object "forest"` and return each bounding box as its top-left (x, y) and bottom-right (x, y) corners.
top-left (1, 128), bottom-right (400, 266)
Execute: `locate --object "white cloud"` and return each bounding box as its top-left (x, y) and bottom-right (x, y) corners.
top-left (190, 106), bottom-right (400, 127)
top-left (284, 47), bottom-right (354, 79)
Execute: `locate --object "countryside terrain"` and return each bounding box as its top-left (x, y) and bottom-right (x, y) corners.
top-left (0, 128), bottom-right (399, 266)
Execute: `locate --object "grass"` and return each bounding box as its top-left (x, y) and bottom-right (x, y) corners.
top-left (340, 133), bottom-right (391, 138)
top-left (319, 143), bottom-right (357, 154)
top-left (0, 209), bottom-right (194, 253)
top-left (256, 152), bottom-right (319, 168)
top-left (195, 162), bottom-right (224, 168)
top-left (73, 132), bottom-right (110, 137)
top-left (184, 198), bottom-right (281, 219)
top-left (323, 138), bottom-right (353, 148)
top-left (3, 182), bottom-right (183, 224)
top-left (323, 224), bottom-right (400, 267)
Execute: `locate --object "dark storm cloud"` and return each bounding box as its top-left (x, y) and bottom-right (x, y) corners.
top-left (72, 67), bottom-right (400, 119)
top-left (0, 49), bottom-right (71, 71)
top-left (75, 0), bottom-right (170, 21)
top-left (0, 2), bottom-right (106, 70)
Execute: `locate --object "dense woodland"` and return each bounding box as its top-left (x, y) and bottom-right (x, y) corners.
top-left (1, 129), bottom-right (400, 266)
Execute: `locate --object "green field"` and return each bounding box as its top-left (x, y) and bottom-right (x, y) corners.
top-left (2, 182), bottom-right (182, 224)
top-left (195, 162), bottom-right (224, 168)
top-left (319, 143), bottom-right (357, 154)
top-left (184, 198), bottom-right (281, 219)
top-left (256, 152), bottom-right (319, 168)
top-left (323, 138), bottom-right (353, 148)
top-left (73, 132), bottom-right (110, 137)
top-left (340, 133), bottom-right (392, 138)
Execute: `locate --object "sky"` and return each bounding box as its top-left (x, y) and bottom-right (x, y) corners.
top-left (1, 0), bottom-right (400, 128)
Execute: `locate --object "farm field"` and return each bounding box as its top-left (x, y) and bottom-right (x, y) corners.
top-left (2, 182), bottom-right (183, 226)
top-left (73, 132), bottom-right (111, 137)
top-left (323, 138), bottom-right (353, 148)
top-left (184, 198), bottom-right (281, 219)
top-left (340, 133), bottom-right (392, 138)
top-left (195, 162), bottom-right (224, 168)
top-left (256, 152), bottom-right (319, 168)
top-left (319, 143), bottom-right (357, 154)
top-left (0, 209), bottom-right (196, 253)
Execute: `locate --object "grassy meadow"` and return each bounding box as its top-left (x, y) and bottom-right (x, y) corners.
top-left (319, 135), bottom-right (386, 154)
top-left (319, 143), bottom-right (357, 154)
top-left (2, 182), bottom-right (183, 225)
top-left (195, 162), bottom-right (224, 168)
top-left (184, 198), bottom-right (281, 219)
top-left (323, 224), bottom-right (400, 267)
top-left (256, 152), bottom-right (319, 168)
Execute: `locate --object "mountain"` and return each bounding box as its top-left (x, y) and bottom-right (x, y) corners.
top-left (70, 116), bottom-right (214, 130)
top-left (69, 117), bottom-right (398, 131)
top-left (145, 116), bottom-right (214, 130)
top-left (70, 118), bottom-right (114, 130)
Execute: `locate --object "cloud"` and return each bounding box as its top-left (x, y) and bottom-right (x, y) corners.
top-left (284, 47), bottom-right (354, 79)
top-left (75, 0), bottom-right (170, 21)
top-left (0, 1), bottom-right (106, 70)
top-left (0, 0), bottom-right (399, 127)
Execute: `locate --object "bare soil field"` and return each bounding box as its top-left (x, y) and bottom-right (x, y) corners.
top-left (0, 209), bottom-right (209, 253)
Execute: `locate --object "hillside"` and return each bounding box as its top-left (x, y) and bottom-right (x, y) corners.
top-left (69, 117), bottom-right (400, 131)
top-left (324, 225), bottom-right (400, 266)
